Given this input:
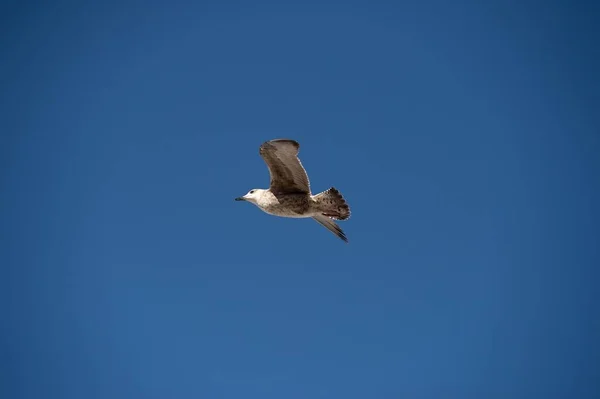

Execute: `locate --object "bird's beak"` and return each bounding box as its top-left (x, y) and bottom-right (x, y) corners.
top-left (235, 197), bottom-right (245, 201)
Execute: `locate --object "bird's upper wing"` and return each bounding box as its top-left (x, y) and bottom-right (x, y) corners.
top-left (259, 139), bottom-right (311, 194)
top-left (312, 214), bottom-right (348, 243)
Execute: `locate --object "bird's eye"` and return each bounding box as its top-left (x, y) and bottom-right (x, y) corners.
top-left (250, 190), bottom-right (255, 194)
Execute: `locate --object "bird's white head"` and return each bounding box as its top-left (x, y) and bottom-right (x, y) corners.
top-left (235, 188), bottom-right (266, 204)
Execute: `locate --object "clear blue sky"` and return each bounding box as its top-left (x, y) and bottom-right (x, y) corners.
top-left (2, 1), bottom-right (599, 398)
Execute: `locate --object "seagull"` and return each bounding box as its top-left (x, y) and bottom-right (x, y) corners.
top-left (235, 139), bottom-right (351, 242)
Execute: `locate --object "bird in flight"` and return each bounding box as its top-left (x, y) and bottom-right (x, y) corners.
top-left (235, 139), bottom-right (351, 242)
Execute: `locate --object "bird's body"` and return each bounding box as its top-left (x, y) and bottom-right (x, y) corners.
top-left (255, 191), bottom-right (312, 218)
top-left (236, 139), bottom-right (351, 242)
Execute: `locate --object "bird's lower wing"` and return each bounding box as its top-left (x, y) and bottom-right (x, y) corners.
top-left (312, 214), bottom-right (348, 243)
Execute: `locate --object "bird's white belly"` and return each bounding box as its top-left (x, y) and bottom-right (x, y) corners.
top-left (256, 193), bottom-right (315, 218)
top-left (261, 207), bottom-right (313, 218)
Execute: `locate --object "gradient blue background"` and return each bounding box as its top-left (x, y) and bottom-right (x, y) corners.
top-left (2, 1), bottom-right (599, 398)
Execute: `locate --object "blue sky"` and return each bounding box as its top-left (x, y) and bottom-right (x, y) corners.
top-left (2, 1), bottom-right (599, 398)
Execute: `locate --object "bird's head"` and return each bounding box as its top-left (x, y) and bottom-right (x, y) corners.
top-left (235, 189), bottom-right (265, 204)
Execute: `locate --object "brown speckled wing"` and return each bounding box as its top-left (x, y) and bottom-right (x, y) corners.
top-left (259, 139), bottom-right (311, 194)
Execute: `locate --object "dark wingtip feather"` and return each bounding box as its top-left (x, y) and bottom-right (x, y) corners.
top-left (259, 139), bottom-right (301, 156)
top-left (267, 139), bottom-right (300, 148)
top-left (312, 216), bottom-right (349, 243)
top-left (336, 226), bottom-right (349, 243)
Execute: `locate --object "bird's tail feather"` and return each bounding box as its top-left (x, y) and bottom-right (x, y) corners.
top-left (313, 187), bottom-right (350, 221)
